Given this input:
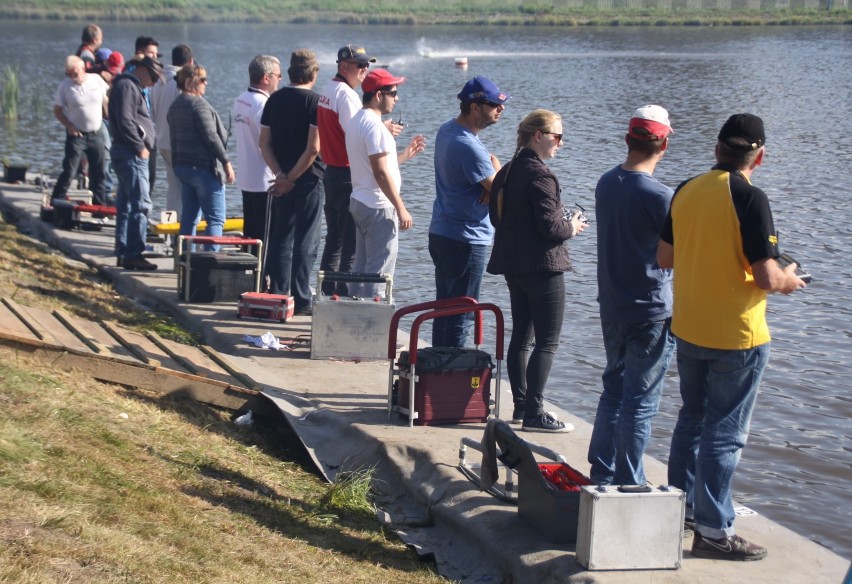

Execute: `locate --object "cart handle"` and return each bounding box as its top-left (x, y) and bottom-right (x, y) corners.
top-left (318, 270), bottom-right (391, 284)
top-left (387, 297), bottom-right (483, 359)
top-left (407, 303), bottom-right (504, 364)
top-left (179, 235), bottom-right (261, 246)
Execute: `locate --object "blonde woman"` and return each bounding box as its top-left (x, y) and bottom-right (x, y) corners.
top-left (487, 109), bottom-right (587, 432)
top-left (167, 64), bottom-right (235, 250)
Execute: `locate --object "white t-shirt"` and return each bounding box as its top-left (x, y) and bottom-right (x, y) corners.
top-left (233, 88), bottom-right (274, 193)
top-left (317, 78), bottom-right (361, 167)
top-left (54, 73), bottom-right (108, 133)
top-left (345, 108), bottom-right (399, 210)
top-left (149, 64), bottom-right (180, 149)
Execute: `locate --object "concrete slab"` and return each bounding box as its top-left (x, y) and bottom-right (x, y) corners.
top-left (2, 180), bottom-right (848, 583)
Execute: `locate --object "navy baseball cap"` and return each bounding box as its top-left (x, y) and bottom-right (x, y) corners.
top-left (336, 44), bottom-right (376, 65)
top-left (457, 76), bottom-right (510, 105)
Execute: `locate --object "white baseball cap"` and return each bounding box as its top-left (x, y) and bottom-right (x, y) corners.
top-left (628, 105), bottom-right (674, 140)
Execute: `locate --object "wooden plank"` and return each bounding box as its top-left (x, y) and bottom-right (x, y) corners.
top-left (101, 321), bottom-right (162, 367)
top-left (67, 318), bottom-right (138, 361)
top-left (0, 341), bottom-right (277, 416)
top-left (2, 298), bottom-right (55, 343)
top-left (198, 344), bottom-right (261, 391)
top-left (52, 309), bottom-right (109, 355)
top-left (5, 301), bottom-right (91, 353)
top-left (0, 299), bottom-right (40, 341)
top-left (144, 331), bottom-right (204, 376)
top-left (142, 332), bottom-right (242, 386)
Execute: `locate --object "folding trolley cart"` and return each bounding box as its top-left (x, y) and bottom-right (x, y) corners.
top-left (387, 301), bottom-right (504, 427)
top-left (175, 235), bottom-right (262, 303)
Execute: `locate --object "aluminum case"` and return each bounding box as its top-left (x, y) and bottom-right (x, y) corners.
top-left (575, 484), bottom-right (685, 570)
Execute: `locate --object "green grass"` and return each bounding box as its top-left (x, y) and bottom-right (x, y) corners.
top-left (0, 210), bottom-right (446, 583)
top-left (1, 66), bottom-right (19, 121)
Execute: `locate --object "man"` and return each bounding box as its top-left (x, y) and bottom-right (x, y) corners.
top-left (657, 113), bottom-right (807, 561)
top-left (317, 44), bottom-right (401, 296)
top-left (75, 24), bottom-right (102, 73)
top-left (151, 44), bottom-right (193, 214)
top-left (259, 50), bottom-right (325, 315)
top-left (51, 56), bottom-right (110, 206)
top-left (129, 36), bottom-right (161, 190)
top-left (234, 54), bottom-right (279, 251)
top-left (110, 56), bottom-right (163, 271)
top-left (429, 76), bottom-right (509, 347)
top-left (587, 105), bottom-right (676, 485)
top-left (344, 69), bottom-right (425, 299)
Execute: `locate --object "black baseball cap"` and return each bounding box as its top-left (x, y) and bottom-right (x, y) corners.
top-left (336, 44), bottom-right (376, 65)
top-left (718, 113), bottom-right (766, 151)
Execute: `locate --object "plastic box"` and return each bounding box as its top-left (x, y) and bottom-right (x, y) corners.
top-left (177, 252), bottom-right (258, 303)
top-left (396, 347), bottom-right (493, 426)
top-left (517, 462), bottom-right (592, 544)
top-left (237, 292), bottom-right (294, 322)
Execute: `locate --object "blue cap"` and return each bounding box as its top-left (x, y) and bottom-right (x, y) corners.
top-left (457, 76), bottom-right (510, 105)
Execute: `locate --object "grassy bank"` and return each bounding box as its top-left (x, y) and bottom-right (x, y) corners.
top-left (0, 2), bottom-right (849, 25)
top-left (0, 213), bottom-right (445, 582)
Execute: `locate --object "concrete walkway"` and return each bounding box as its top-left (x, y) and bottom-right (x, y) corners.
top-left (1, 179), bottom-right (848, 583)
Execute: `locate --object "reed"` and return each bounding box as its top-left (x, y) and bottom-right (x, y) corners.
top-left (1, 66), bottom-right (20, 121)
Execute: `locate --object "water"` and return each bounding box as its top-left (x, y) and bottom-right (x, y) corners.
top-left (1, 21), bottom-right (850, 559)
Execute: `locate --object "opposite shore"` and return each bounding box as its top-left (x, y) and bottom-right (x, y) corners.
top-left (0, 6), bottom-right (850, 26)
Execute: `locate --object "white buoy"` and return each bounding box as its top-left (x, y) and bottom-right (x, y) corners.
top-left (455, 57), bottom-right (468, 69)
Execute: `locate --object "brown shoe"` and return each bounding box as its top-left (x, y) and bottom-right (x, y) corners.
top-left (692, 532), bottom-right (767, 561)
top-left (123, 256), bottom-right (157, 271)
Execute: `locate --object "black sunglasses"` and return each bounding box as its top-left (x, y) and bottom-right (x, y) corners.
top-left (543, 131), bottom-right (563, 142)
top-left (382, 89), bottom-right (398, 98)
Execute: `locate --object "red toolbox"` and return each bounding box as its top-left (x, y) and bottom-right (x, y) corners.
top-left (387, 300), bottom-right (504, 427)
top-left (396, 347), bottom-right (494, 425)
top-left (237, 292), bottom-right (294, 322)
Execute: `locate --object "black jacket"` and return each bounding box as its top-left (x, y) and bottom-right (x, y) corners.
top-left (486, 148), bottom-right (574, 276)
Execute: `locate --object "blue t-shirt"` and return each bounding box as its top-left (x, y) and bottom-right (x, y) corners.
top-left (429, 118), bottom-right (495, 245)
top-left (596, 165), bottom-right (673, 323)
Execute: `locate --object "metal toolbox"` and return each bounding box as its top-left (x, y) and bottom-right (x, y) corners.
top-left (310, 271), bottom-right (395, 361)
top-left (576, 484), bottom-right (685, 570)
top-left (387, 300), bottom-right (504, 427)
top-left (237, 292), bottom-right (294, 322)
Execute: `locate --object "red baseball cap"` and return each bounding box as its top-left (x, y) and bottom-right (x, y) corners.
top-left (362, 68), bottom-right (406, 94)
top-left (107, 51), bottom-right (125, 75)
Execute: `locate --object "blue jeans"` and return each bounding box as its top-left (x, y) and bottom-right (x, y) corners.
top-left (52, 128), bottom-right (107, 205)
top-left (319, 166), bottom-right (356, 295)
top-left (505, 272), bottom-right (565, 420)
top-left (349, 199), bottom-right (398, 299)
top-left (174, 165), bottom-right (226, 252)
top-left (112, 143), bottom-right (151, 260)
top-left (428, 233), bottom-right (488, 347)
top-left (588, 318), bottom-right (674, 485)
top-left (266, 176), bottom-right (323, 310)
top-left (667, 337), bottom-right (770, 539)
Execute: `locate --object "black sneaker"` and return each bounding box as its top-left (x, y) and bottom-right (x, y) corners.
top-left (522, 412), bottom-right (573, 433)
top-left (123, 256), bottom-right (158, 271)
top-left (293, 306), bottom-right (312, 317)
top-left (683, 517), bottom-right (696, 538)
top-left (509, 405), bottom-right (524, 425)
top-left (692, 532), bottom-right (767, 561)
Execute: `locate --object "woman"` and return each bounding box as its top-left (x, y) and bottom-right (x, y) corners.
top-left (167, 64), bottom-right (235, 250)
top-left (487, 109), bottom-right (587, 433)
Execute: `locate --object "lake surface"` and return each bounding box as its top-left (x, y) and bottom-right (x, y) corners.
top-left (0, 20), bottom-right (850, 559)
